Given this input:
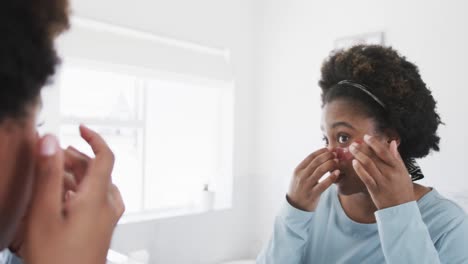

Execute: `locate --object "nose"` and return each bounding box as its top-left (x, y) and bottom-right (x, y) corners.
top-left (327, 144), bottom-right (341, 160)
top-left (327, 142), bottom-right (339, 152)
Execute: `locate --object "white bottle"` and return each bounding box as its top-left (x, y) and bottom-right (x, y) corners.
top-left (199, 184), bottom-right (215, 212)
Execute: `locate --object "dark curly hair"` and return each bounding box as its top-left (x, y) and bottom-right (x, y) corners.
top-left (0, 0), bottom-right (70, 122)
top-left (319, 45), bottom-right (442, 161)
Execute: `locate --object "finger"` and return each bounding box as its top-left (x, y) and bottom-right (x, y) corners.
top-left (349, 142), bottom-right (388, 170)
top-left (63, 190), bottom-right (77, 218)
top-left (64, 145), bottom-right (91, 183)
top-left (313, 170), bottom-right (340, 194)
top-left (389, 140), bottom-right (403, 163)
top-left (79, 125), bottom-right (115, 190)
top-left (350, 142), bottom-right (375, 161)
top-left (387, 140), bottom-right (406, 173)
top-left (306, 158), bottom-right (339, 185)
top-left (65, 190), bottom-right (76, 202)
top-left (109, 184), bottom-right (125, 221)
top-left (295, 148), bottom-right (330, 171)
top-left (79, 125), bottom-right (113, 161)
top-left (63, 172), bottom-right (77, 193)
top-left (363, 135), bottom-right (397, 167)
top-left (302, 151), bottom-right (336, 178)
top-left (352, 159), bottom-right (378, 191)
top-left (29, 135), bottom-right (64, 225)
top-left (349, 143), bottom-right (385, 182)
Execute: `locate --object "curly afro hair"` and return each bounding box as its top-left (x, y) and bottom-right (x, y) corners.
top-left (0, 0), bottom-right (70, 122)
top-left (319, 45), bottom-right (442, 161)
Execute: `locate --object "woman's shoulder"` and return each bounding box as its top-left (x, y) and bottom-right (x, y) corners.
top-left (418, 188), bottom-right (466, 215)
top-left (417, 188), bottom-right (467, 233)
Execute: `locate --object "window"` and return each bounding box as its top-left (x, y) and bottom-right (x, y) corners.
top-left (54, 60), bottom-right (234, 218)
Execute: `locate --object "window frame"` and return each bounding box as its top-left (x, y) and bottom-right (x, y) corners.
top-left (50, 58), bottom-right (235, 222)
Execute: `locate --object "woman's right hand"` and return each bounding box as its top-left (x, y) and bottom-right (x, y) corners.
top-left (23, 125), bottom-right (125, 264)
top-left (287, 148), bottom-right (340, 212)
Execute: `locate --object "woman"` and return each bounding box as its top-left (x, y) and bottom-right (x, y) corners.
top-left (257, 45), bottom-right (468, 263)
top-left (0, 0), bottom-right (124, 263)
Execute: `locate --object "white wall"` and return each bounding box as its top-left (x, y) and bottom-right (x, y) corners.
top-left (251, 0), bottom-right (468, 254)
top-left (66, 0), bottom-right (257, 263)
top-left (50, 0), bottom-right (468, 262)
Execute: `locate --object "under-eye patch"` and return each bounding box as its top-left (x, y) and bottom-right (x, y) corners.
top-left (334, 147), bottom-right (353, 161)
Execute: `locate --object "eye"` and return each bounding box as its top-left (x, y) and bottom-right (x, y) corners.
top-left (322, 136), bottom-right (329, 146)
top-left (337, 134), bottom-right (350, 144)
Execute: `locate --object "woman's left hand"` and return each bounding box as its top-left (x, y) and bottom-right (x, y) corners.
top-left (349, 135), bottom-right (414, 210)
top-left (8, 146), bottom-right (91, 256)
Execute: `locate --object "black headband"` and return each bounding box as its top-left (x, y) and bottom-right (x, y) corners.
top-left (337, 80), bottom-right (386, 109)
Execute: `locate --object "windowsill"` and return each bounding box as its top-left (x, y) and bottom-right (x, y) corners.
top-left (118, 205), bottom-right (232, 224)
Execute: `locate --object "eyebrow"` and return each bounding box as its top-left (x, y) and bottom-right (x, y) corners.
top-left (320, 121), bottom-right (356, 132)
top-left (331, 121), bottom-right (355, 130)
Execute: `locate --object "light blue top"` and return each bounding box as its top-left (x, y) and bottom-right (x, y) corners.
top-left (0, 250), bottom-right (21, 264)
top-left (257, 186), bottom-right (468, 263)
